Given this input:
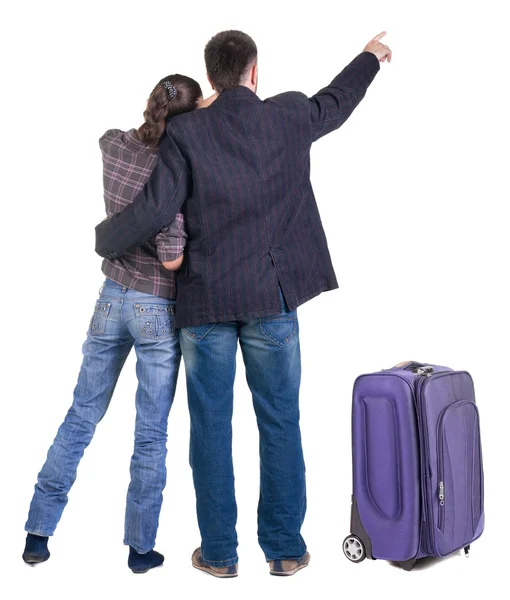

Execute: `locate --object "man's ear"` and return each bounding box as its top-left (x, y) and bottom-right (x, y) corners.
top-left (251, 63), bottom-right (258, 86)
top-left (206, 73), bottom-right (215, 92)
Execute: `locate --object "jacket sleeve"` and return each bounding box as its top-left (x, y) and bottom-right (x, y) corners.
top-left (95, 132), bottom-right (189, 259)
top-left (308, 52), bottom-right (380, 142)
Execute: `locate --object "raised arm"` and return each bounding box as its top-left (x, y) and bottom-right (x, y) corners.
top-left (309, 32), bottom-right (391, 142)
top-left (95, 132), bottom-right (189, 259)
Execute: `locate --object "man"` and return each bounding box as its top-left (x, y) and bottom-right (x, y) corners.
top-left (95, 30), bottom-right (391, 577)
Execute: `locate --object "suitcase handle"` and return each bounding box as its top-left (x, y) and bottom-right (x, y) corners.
top-left (394, 361), bottom-right (434, 374)
top-left (394, 361), bottom-right (424, 370)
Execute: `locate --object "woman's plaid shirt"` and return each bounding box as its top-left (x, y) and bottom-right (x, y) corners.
top-left (99, 128), bottom-right (186, 299)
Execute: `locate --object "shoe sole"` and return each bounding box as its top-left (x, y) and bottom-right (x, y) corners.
top-left (23, 553), bottom-right (50, 565)
top-left (130, 568), bottom-right (151, 574)
top-left (130, 563), bottom-right (164, 574)
top-left (270, 554), bottom-right (311, 577)
top-left (192, 562), bottom-right (238, 578)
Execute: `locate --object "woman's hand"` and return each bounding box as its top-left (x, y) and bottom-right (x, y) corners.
top-left (198, 93), bottom-right (219, 109)
top-left (162, 255), bottom-right (184, 271)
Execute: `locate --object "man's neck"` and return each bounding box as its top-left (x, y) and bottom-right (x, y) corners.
top-left (239, 81), bottom-right (256, 93)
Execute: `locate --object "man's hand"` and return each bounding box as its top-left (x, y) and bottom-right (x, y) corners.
top-left (364, 32), bottom-right (392, 63)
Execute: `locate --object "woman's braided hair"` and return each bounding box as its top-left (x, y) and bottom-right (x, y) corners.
top-left (137, 74), bottom-right (202, 148)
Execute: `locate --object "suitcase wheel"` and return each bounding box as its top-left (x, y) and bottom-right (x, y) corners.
top-left (342, 535), bottom-right (366, 563)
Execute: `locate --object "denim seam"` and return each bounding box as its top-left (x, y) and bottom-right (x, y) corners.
top-left (181, 323), bottom-right (217, 343)
top-left (202, 554), bottom-right (239, 567)
top-left (259, 320), bottom-right (297, 348)
top-left (265, 554), bottom-right (306, 562)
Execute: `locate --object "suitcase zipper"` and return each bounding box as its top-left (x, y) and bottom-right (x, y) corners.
top-left (438, 481), bottom-right (445, 531)
top-left (415, 374), bottom-right (434, 555)
top-left (415, 371), bottom-right (450, 555)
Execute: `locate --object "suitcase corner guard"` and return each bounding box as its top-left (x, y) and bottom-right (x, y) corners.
top-left (350, 495), bottom-right (374, 560)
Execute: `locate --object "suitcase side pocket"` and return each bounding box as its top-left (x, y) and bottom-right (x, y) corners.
top-left (436, 400), bottom-right (483, 548)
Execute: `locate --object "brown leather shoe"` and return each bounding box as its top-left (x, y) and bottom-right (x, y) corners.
top-left (269, 552), bottom-right (311, 576)
top-left (191, 548), bottom-right (238, 578)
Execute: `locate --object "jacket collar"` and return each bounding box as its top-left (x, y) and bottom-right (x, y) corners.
top-left (214, 86), bottom-right (261, 105)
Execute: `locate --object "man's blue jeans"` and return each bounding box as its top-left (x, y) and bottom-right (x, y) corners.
top-left (179, 294), bottom-right (307, 567)
top-left (25, 279), bottom-right (181, 554)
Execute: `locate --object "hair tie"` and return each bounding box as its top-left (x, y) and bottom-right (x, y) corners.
top-left (161, 81), bottom-right (177, 99)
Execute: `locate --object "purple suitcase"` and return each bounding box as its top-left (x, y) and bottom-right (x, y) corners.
top-left (344, 361), bottom-right (484, 570)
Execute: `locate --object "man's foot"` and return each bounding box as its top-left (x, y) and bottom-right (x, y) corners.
top-left (128, 547), bottom-right (165, 574)
top-left (22, 534), bottom-right (50, 565)
top-left (269, 552), bottom-right (311, 576)
top-left (191, 547), bottom-right (238, 578)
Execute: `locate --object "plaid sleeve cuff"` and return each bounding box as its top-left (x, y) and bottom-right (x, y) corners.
top-left (156, 242), bottom-right (184, 263)
top-left (155, 213), bottom-right (186, 262)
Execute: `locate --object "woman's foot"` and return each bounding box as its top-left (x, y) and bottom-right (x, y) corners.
top-left (22, 534), bottom-right (50, 564)
top-left (128, 547), bottom-right (165, 574)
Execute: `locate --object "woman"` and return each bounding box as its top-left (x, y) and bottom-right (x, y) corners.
top-left (23, 74), bottom-right (207, 573)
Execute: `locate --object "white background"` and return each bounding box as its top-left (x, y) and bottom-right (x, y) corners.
top-left (1, 0), bottom-right (509, 598)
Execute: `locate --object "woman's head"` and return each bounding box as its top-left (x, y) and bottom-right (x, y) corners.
top-left (138, 74), bottom-right (202, 148)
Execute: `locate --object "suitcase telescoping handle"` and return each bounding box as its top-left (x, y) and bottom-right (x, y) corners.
top-left (393, 361), bottom-right (434, 375)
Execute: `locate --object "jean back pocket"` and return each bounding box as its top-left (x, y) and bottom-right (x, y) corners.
top-left (181, 323), bottom-right (217, 342)
top-left (260, 311), bottom-right (297, 347)
top-left (135, 303), bottom-right (175, 340)
top-left (90, 301), bottom-right (112, 335)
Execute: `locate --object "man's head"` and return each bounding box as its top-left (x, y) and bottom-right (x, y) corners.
top-left (205, 30), bottom-right (258, 94)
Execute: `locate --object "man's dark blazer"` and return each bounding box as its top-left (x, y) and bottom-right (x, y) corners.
top-left (96, 52), bottom-right (380, 328)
